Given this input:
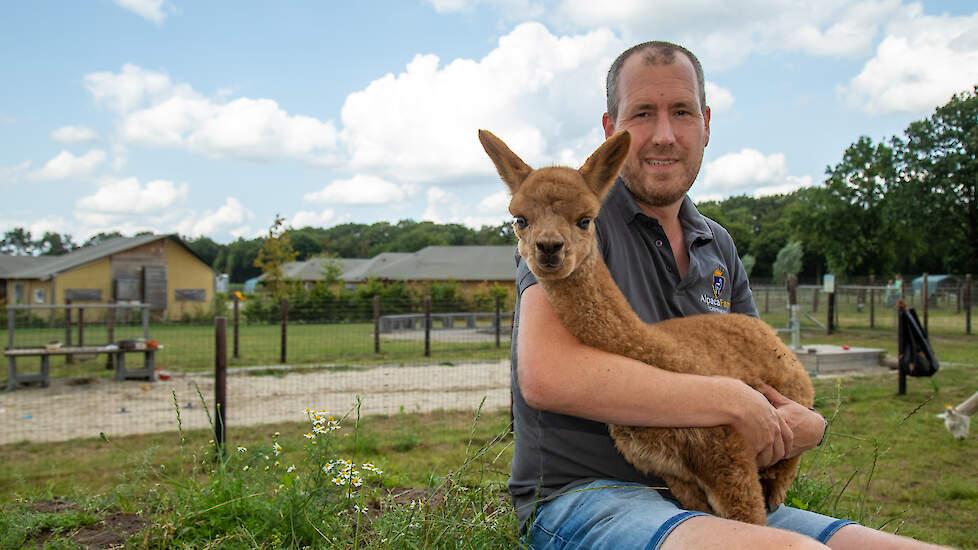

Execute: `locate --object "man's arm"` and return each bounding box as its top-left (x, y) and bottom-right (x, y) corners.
top-left (518, 284), bottom-right (792, 466)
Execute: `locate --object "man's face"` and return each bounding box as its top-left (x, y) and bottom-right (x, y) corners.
top-left (602, 53), bottom-right (710, 209)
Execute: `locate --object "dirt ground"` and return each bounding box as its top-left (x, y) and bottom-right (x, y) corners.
top-left (0, 360), bottom-right (511, 444)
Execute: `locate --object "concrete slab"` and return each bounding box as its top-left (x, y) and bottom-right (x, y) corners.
top-left (793, 344), bottom-right (885, 374)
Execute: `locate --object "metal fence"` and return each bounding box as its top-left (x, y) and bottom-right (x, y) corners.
top-left (2, 273), bottom-right (972, 445)
top-left (1, 296), bottom-right (514, 445)
top-left (752, 274), bottom-right (974, 335)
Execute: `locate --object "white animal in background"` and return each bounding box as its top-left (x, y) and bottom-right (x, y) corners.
top-left (936, 390), bottom-right (978, 440)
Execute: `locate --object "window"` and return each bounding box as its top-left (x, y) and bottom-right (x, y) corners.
top-left (33, 288), bottom-right (47, 304)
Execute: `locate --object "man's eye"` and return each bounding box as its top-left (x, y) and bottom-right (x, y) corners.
top-left (514, 216), bottom-right (527, 229)
top-left (576, 217), bottom-right (591, 230)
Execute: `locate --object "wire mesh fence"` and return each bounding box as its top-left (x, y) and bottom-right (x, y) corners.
top-left (1, 295), bottom-right (514, 445)
top-left (2, 273), bottom-right (972, 445)
top-left (753, 274), bottom-right (974, 336)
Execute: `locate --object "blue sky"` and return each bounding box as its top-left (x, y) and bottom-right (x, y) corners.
top-left (2, 0), bottom-right (977, 244)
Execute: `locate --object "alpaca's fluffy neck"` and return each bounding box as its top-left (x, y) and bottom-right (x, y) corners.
top-left (537, 247), bottom-right (672, 357)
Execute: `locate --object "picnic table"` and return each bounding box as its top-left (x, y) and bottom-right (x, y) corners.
top-left (4, 344), bottom-right (163, 391)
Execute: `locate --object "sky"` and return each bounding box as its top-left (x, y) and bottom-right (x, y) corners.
top-left (2, 0), bottom-right (977, 245)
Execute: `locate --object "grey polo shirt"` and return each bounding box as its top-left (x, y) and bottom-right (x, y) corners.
top-left (508, 178), bottom-right (758, 528)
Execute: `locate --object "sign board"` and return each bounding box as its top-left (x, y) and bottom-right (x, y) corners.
top-left (823, 273), bottom-right (835, 293)
top-left (65, 289), bottom-right (102, 302)
top-left (175, 289), bottom-right (207, 302)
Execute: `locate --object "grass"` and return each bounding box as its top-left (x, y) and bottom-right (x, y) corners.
top-left (1, 321), bottom-right (511, 383)
top-left (2, 361), bottom-right (977, 547)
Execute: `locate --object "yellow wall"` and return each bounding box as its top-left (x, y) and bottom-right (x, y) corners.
top-left (165, 239), bottom-right (215, 320)
top-left (56, 257), bottom-right (113, 304)
top-left (5, 279), bottom-right (53, 305)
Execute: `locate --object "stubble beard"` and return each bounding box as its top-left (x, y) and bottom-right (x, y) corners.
top-left (619, 161), bottom-right (693, 209)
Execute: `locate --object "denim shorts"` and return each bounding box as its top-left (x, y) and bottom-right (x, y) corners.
top-left (525, 480), bottom-right (856, 549)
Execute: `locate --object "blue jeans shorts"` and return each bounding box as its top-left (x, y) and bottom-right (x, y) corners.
top-left (525, 480), bottom-right (856, 549)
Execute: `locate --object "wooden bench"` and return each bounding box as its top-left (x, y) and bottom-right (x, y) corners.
top-left (4, 345), bottom-right (162, 391)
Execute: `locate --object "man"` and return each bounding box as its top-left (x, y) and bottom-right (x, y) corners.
top-left (510, 41), bottom-right (950, 549)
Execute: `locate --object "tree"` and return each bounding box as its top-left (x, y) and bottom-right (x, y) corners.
top-left (185, 236), bottom-right (221, 267)
top-left (38, 232), bottom-right (76, 255)
top-left (772, 241), bottom-right (803, 284)
top-left (741, 254), bottom-right (756, 277)
top-left (83, 231), bottom-right (124, 247)
top-left (899, 85), bottom-right (978, 273)
top-left (1, 227), bottom-right (37, 255)
top-left (254, 215), bottom-right (297, 297)
top-left (790, 137), bottom-right (901, 277)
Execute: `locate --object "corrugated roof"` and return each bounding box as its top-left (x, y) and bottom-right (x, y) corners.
top-left (259, 247), bottom-right (517, 284)
top-left (1, 234), bottom-right (211, 280)
top-left (0, 254), bottom-right (56, 277)
top-left (367, 246), bottom-right (516, 281)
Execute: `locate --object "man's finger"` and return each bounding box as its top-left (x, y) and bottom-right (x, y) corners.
top-left (758, 383), bottom-right (790, 405)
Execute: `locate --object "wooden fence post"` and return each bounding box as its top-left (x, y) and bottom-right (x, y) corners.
top-left (373, 295), bottom-right (381, 354)
top-left (280, 297), bottom-right (288, 364)
top-left (966, 273), bottom-right (972, 335)
top-left (105, 303), bottom-right (115, 370)
top-left (65, 299), bottom-right (73, 364)
top-left (495, 295), bottom-right (502, 348)
top-left (922, 272), bottom-right (929, 335)
top-left (233, 293), bottom-right (240, 359)
top-left (215, 316), bottom-right (227, 455)
top-left (424, 295), bottom-right (431, 357)
top-left (869, 275), bottom-right (875, 329)
top-left (77, 307), bottom-right (85, 349)
top-left (142, 306), bottom-right (150, 340)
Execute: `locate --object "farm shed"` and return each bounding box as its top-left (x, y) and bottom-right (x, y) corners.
top-left (264, 246), bottom-right (517, 291)
top-left (0, 234), bottom-right (216, 320)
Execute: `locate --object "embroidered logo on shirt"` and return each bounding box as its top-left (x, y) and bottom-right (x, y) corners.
top-left (701, 265), bottom-right (731, 313)
top-left (713, 267), bottom-right (726, 299)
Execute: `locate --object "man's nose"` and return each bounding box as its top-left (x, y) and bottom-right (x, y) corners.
top-left (651, 114), bottom-right (676, 146)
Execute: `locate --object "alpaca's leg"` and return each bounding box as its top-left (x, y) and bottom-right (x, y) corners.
top-left (662, 474), bottom-right (714, 515)
top-left (688, 431), bottom-right (768, 525)
top-left (759, 456), bottom-right (801, 512)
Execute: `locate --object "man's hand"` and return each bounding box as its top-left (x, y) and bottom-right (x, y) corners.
top-left (758, 383), bottom-right (826, 458)
top-left (730, 382), bottom-right (793, 468)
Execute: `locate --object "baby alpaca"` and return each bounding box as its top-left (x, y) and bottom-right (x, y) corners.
top-left (479, 129), bottom-right (815, 525)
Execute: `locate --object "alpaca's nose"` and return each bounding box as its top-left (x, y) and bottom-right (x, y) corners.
top-left (537, 241), bottom-right (563, 256)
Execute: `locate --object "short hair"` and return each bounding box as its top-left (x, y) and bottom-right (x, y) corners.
top-left (605, 41), bottom-right (707, 121)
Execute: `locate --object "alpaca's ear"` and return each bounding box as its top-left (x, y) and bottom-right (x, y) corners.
top-left (478, 130), bottom-right (533, 195)
top-left (579, 131), bottom-right (630, 201)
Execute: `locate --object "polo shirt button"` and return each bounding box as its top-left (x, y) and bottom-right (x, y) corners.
top-left (655, 239), bottom-right (663, 247)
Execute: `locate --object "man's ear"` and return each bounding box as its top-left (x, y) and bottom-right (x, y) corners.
top-left (478, 130), bottom-right (533, 195)
top-left (602, 112), bottom-right (616, 139)
top-left (579, 131), bottom-right (630, 201)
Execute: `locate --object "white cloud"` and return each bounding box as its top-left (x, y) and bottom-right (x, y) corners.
top-left (51, 125), bottom-right (100, 144)
top-left (304, 174), bottom-right (414, 205)
top-left (696, 148), bottom-right (813, 200)
top-left (426, 0), bottom-right (543, 15)
top-left (705, 82), bottom-right (734, 113)
top-left (554, 0), bottom-right (903, 69)
top-left (0, 161), bottom-right (31, 185)
top-left (76, 177), bottom-right (188, 214)
top-left (422, 186), bottom-right (512, 228)
top-left (292, 208), bottom-right (340, 228)
top-left (31, 150), bottom-right (106, 181)
top-left (112, 0), bottom-right (168, 23)
top-left (176, 197), bottom-right (254, 237)
top-left (85, 64), bottom-right (339, 163)
top-left (838, 8), bottom-right (978, 114)
top-left (341, 22), bottom-right (622, 183)
top-left (0, 215), bottom-right (68, 237)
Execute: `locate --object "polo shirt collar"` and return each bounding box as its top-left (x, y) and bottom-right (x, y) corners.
top-left (605, 178), bottom-right (713, 243)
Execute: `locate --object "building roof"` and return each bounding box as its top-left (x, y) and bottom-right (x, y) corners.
top-left (264, 246), bottom-right (517, 284)
top-left (366, 246), bottom-right (516, 282)
top-left (0, 253), bottom-right (56, 277)
top-left (0, 234), bottom-right (213, 280)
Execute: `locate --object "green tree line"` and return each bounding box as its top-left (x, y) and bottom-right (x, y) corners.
top-left (4, 86), bottom-right (975, 283)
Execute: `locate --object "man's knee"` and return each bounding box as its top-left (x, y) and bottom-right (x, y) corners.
top-left (662, 515), bottom-right (830, 550)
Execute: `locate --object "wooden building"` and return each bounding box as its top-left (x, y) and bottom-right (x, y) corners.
top-left (0, 234), bottom-right (216, 320)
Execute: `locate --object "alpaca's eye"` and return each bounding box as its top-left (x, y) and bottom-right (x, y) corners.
top-left (514, 216), bottom-right (528, 229)
top-left (576, 217), bottom-right (592, 230)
